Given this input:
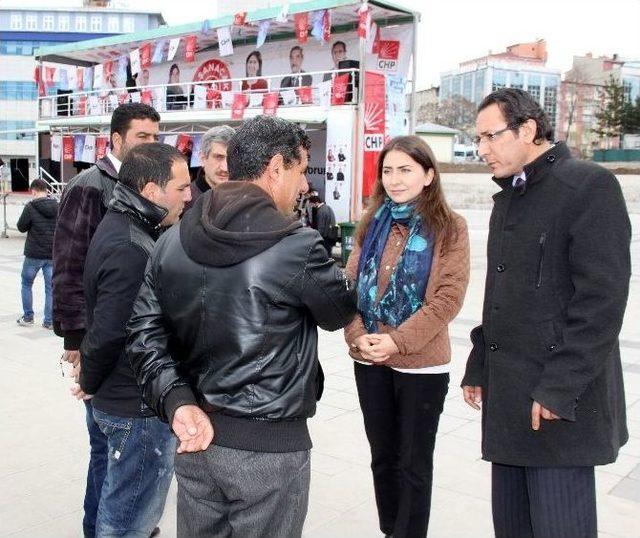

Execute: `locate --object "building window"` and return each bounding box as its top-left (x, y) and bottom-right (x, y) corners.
top-left (25, 15), bottom-right (37, 30)
top-left (544, 86), bottom-right (558, 130)
top-left (463, 73), bottom-right (473, 101)
top-left (474, 70), bottom-right (485, 103)
top-left (107, 16), bottom-right (120, 32)
top-left (10, 14), bottom-right (23, 30)
top-left (492, 69), bottom-right (507, 92)
top-left (122, 16), bottom-right (135, 33)
top-left (510, 72), bottom-right (524, 90)
top-left (623, 80), bottom-right (632, 103)
top-left (42, 15), bottom-right (54, 31)
top-left (527, 85), bottom-right (541, 103)
top-left (75, 15), bottom-right (87, 32)
top-left (58, 15), bottom-right (70, 32)
top-left (90, 16), bottom-right (102, 32)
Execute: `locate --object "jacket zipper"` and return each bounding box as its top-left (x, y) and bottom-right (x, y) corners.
top-left (536, 233), bottom-right (546, 289)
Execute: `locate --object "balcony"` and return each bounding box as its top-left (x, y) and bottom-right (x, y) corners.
top-left (37, 69), bottom-right (360, 127)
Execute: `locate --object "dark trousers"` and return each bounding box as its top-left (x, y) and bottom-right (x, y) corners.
top-left (354, 363), bottom-right (449, 538)
top-left (175, 444), bottom-right (310, 538)
top-left (492, 463), bottom-right (597, 538)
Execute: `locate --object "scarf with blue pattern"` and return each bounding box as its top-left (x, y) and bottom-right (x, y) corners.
top-left (356, 198), bottom-right (433, 333)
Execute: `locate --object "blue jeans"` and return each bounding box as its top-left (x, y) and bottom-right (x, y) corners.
top-left (93, 408), bottom-right (176, 538)
top-left (20, 257), bottom-right (52, 324)
top-left (84, 400), bottom-right (109, 538)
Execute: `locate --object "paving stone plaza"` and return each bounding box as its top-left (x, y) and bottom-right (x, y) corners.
top-left (0, 190), bottom-right (638, 537)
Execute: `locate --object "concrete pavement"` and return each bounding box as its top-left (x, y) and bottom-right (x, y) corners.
top-left (0, 203), bottom-right (638, 537)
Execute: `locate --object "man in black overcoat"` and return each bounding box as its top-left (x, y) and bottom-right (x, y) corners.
top-left (462, 88), bottom-right (631, 538)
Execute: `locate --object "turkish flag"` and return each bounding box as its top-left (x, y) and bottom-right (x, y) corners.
top-left (331, 73), bottom-right (349, 105)
top-left (140, 43), bottom-right (152, 68)
top-left (234, 12), bottom-right (247, 26)
top-left (232, 93), bottom-right (246, 119)
top-left (96, 137), bottom-right (109, 160)
top-left (362, 71), bottom-right (386, 197)
top-left (297, 86), bottom-right (313, 105)
top-left (62, 136), bottom-right (75, 162)
top-left (262, 92), bottom-right (279, 116)
top-left (185, 36), bottom-right (197, 63)
top-left (294, 13), bottom-right (309, 44)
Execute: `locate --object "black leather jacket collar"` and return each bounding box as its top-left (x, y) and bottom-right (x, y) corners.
top-left (109, 182), bottom-right (168, 234)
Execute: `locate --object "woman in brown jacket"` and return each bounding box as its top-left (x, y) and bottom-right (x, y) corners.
top-left (344, 136), bottom-right (470, 538)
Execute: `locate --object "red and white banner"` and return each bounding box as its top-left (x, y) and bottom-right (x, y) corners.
top-left (231, 93), bottom-right (246, 119)
top-left (262, 92), bottom-right (279, 116)
top-left (176, 134), bottom-right (192, 156)
top-left (44, 67), bottom-right (56, 88)
top-left (357, 6), bottom-right (371, 38)
top-left (331, 73), bottom-right (349, 105)
top-left (322, 10), bottom-right (331, 42)
top-left (141, 89), bottom-right (153, 105)
top-left (233, 12), bottom-right (247, 26)
top-left (185, 36), bottom-right (197, 62)
top-left (62, 136), bottom-right (75, 162)
top-left (297, 86), bottom-right (313, 104)
top-left (294, 12), bottom-right (309, 44)
top-left (362, 71), bottom-right (386, 197)
top-left (140, 43), bottom-right (152, 69)
top-left (96, 137), bottom-right (109, 160)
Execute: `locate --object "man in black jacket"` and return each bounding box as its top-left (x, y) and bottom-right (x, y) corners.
top-left (308, 194), bottom-right (337, 257)
top-left (16, 179), bottom-right (58, 329)
top-left (461, 89), bottom-right (631, 538)
top-left (76, 143), bottom-right (191, 537)
top-left (51, 103), bottom-right (160, 538)
top-left (127, 116), bottom-right (357, 538)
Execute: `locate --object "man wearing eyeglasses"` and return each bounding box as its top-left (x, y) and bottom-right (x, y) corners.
top-left (461, 88), bottom-right (631, 538)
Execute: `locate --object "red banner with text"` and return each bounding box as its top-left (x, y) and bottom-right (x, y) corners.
top-left (362, 71), bottom-right (386, 197)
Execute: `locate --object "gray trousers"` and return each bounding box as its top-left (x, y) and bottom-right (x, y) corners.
top-left (175, 444), bottom-right (310, 538)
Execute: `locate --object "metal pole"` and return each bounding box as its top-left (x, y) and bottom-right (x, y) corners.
top-left (2, 193), bottom-right (9, 238)
top-left (409, 12), bottom-right (419, 134)
top-left (352, 10), bottom-right (367, 222)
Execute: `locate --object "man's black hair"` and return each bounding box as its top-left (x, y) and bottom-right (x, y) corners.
top-left (30, 179), bottom-right (48, 192)
top-left (110, 102), bottom-right (161, 140)
top-left (478, 88), bottom-right (553, 144)
top-left (227, 116), bottom-right (311, 181)
top-left (119, 142), bottom-right (186, 192)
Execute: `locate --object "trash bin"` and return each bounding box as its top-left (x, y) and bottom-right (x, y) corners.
top-left (338, 222), bottom-right (357, 267)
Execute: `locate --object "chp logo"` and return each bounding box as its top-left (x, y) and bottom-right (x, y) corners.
top-left (376, 40), bottom-right (400, 72)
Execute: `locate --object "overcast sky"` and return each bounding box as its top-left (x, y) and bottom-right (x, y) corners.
top-left (9, 0), bottom-right (640, 90)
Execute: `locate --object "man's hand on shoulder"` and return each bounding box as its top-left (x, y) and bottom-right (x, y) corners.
top-left (172, 404), bottom-right (214, 454)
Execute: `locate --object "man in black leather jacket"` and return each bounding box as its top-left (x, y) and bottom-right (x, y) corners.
top-left (127, 116), bottom-right (357, 538)
top-left (77, 143), bottom-right (191, 537)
